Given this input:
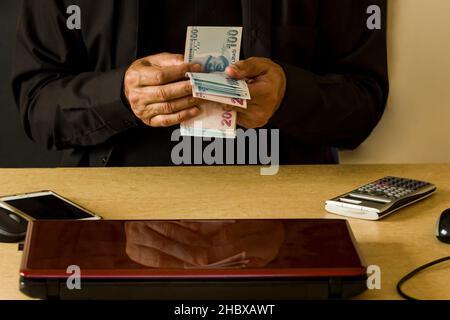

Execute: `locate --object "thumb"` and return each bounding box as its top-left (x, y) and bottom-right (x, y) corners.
top-left (226, 58), bottom-right (267, 79)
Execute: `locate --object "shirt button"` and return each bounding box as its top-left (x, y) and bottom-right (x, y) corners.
top-left (123, 120), bottom-right (134, 127)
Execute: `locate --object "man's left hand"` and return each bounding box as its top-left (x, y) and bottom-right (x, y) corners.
top-left (225, 57), bottom-right (286, 129)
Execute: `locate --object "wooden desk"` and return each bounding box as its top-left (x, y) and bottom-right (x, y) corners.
top-left (0, 165), bottom-right (449, 300)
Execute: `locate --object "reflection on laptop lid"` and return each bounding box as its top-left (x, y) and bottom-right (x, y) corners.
top-left (20, 219), bottom-right (367, 300)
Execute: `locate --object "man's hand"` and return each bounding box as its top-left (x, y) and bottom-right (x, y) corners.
top-left (125, 221), bottom-right (211, 268)
top-left (225, 57), bottom-right (287, 129)
top-left (124, 220), bottom-right (285, 269)
top-left (124, 52), bottom-right (203, 127)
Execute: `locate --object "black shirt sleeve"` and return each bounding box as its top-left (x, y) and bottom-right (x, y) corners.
top-left (270, 0), bottom-right (389, 150)
top-left (12, 0), bottom-right (388, 153)
top-left (11, 0), bottom-right (138, 151)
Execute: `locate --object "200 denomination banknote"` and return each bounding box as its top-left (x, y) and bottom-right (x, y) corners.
top-left (193, 92), bottom-right (247, 108)
top-left (181, 26), bottom-right (245, 139)
top-left (180, 101), bottom-right (237, 139)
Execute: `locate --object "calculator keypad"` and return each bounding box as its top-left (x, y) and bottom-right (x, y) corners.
top-left (354, 176), bottom-right (430, 200)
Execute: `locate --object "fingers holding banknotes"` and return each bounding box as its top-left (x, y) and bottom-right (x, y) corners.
top-left (124, 221), bottom-right (285, 269)
top-left (125, 221), bottom-right (210, 268)
top-left (225, 57), bottom-right (287, 129)
top-left (124, 53), bottom-right (203, 127)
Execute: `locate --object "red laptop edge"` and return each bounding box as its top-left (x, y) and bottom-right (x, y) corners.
top-left (19, 219), bottom-right (368, 300)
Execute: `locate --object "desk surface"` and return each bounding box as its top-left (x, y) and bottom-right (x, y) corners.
top-left (0, 165), bottom-right (449, 300)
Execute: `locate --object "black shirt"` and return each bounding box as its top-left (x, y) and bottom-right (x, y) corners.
top-left (13, 0), bottom-right (389, 167)
top-left (110, 0), bottom-right (244, 166)
top-left (137, 0), bottom-right (243, 56)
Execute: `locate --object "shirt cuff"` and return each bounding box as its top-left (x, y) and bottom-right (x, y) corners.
top-left (91, 67), bottom-right (139, 133)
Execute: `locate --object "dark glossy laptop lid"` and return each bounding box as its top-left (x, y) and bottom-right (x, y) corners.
top-left (20, 219), bottom-right (366, 280)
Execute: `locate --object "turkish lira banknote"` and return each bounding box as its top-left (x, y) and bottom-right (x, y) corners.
top-left (181, 26), bottom-right (247, 139)
top-left (179, 101), bottom-right (237, 139)
top-left (186, 72), bottom-right (251, 100)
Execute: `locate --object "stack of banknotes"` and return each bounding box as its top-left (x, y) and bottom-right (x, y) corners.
top-left (184, 252), bottom-right (249, 269)
top-left (181, 27), bottom-right (250, 139)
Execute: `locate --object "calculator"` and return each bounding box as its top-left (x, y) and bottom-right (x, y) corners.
top-left (325, 176), bottom-right (437, 220)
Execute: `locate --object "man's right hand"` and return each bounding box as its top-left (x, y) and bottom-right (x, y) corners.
top-left (123, 52), bottom-right (203, 127)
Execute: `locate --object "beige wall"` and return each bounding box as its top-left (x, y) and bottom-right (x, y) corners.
top-left (341, 0), bottom-right (450, 164)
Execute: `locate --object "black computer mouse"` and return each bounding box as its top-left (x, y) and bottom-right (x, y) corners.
top-left (0, 206), bottom-right (28, 243)
top-left (436, 208), bottom-right (450, 244)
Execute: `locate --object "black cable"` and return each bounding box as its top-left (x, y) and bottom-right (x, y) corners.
top-left (396, 256), bottom-right (450, 300)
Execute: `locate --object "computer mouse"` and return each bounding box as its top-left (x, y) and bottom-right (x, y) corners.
top-left (436, 208), bottom-right (450, 244)
top-left (0, 206), bottom-right (28, 243)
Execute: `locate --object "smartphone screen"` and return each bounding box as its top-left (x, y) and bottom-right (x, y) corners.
top-left (2, 193), bottom-right (96, 220)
